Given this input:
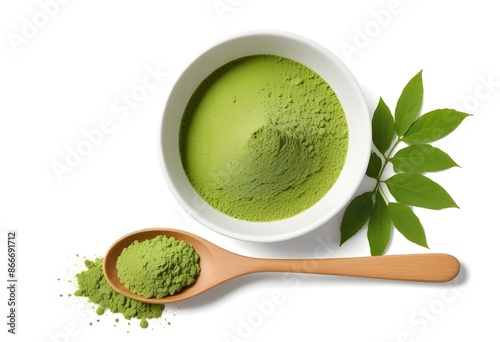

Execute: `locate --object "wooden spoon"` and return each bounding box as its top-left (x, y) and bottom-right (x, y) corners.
top-left (103, 228), bottom-right (460, 304)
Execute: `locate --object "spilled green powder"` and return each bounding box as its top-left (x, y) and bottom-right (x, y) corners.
top-left (116, 235), bottom-right (201, 298)
top-left (96, 306), bottom-right (105, 316)
top-left (74, 258), bottom-right (164, 328)
top-left (180, 54), bottom-right (348, 221)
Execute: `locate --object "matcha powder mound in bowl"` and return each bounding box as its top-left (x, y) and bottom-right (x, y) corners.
top-left (116, 235), bottom-right (201, 298)
top-left (159, 31), bottom-right (372, 242)
top-left (73, 258), bottom-right (164, 328)
top-left (179, 54), bottom-right (349, 222)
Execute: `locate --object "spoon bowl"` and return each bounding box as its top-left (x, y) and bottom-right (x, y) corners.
top-left (103, 228), bottom-right (460, 304)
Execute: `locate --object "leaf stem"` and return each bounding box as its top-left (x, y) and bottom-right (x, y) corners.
top-left (374, 137), bottom-right (403, 200)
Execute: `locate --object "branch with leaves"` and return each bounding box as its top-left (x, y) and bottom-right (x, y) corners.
top-left (339, 70), bottom-right (471, 255)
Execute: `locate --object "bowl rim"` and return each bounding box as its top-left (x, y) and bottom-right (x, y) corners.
top-left (157, 29), bottom-right (371, 242)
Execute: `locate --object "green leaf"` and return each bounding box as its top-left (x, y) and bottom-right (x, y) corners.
top-left (340, 192), bottom-right (373, 246)
top-left (372, 97), bottom-right (396, 154)
top-left (393, 164), bottom-right (403, 173)
top-left (385, 173), bottom-right (459, 209)
top-left (368, 191), bottom-right (392, 256)
top-left (390, 144), bottom-right (459, 173)
top-left (402, 109), bottom-right (471, 144)
top-left (366, 151), bottom-right (382, 178)
top-left (395, 70), bottom-right (424, 136)
top-left (388, 202), bottom-right (428, 248)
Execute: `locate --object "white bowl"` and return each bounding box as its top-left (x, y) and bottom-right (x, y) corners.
top-left (158, 30), bottom-right (371, 242)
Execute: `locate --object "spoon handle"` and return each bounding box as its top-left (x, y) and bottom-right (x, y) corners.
top-left (245, 253), bottom-right (460, 282)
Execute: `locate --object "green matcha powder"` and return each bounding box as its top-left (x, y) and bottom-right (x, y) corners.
top-left (73, 235), bottom-right (200, 329)
top-left (180, 54), bottom-right (348, 221)
top-left (74, 258), bottom-right (164, 329)
top-left (116, 235), bottom-right (201, 298)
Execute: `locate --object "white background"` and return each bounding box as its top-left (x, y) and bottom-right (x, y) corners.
top-left (1, 0), bottom-right (498, 341)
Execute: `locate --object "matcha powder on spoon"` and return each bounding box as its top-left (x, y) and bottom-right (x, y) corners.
top-left (116, 235), bottom-right (201, 298)
top-left (179, 54), bottom-right (349, 221)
